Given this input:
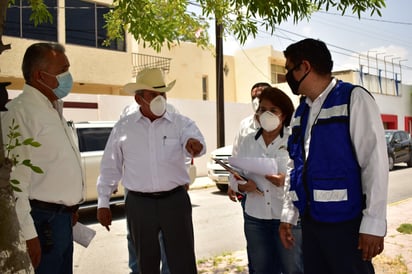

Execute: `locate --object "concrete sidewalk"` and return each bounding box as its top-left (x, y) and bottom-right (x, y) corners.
top-left (376, 198), bottom-right (412, 273)
top-left (191, 177), bottom-right (412, 273)
top-left (190, 176), bottom-right (216, 190)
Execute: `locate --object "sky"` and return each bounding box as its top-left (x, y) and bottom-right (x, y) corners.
top-left (210, 0), bottom-right (412, 85)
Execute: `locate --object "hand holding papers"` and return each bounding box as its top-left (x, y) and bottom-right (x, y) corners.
top-left (228, 156), bottom-right (280, 191)
top-left (212, 158), bottom-right (248, 181)
top-left (212, 158), bottom-right (263, 195)
top-left (73, 222), bottom-right (96, 248)
top-left (228, 157), bottom-right (278, 176)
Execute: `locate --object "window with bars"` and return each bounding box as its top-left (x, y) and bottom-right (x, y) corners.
top-left (4, 0), bottom-right (58, 41)
top-left (4, 0), bottom-right (125, 51)
top-left (65, 0), bottom-right (125, 51)
top-left (270, 64), bottom-right (286, 84)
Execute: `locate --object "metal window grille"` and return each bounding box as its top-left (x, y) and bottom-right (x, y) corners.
top-left (131, 53), bottom-right (172, 77)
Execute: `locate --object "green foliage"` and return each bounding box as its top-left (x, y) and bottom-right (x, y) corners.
top-left (12, 0), bottom-right (386, 52)
top-left (5, 119), bottom-right (43, 192)
top-left (28, 0), bottom-right (53, 26)
top-left (8, 0), bottom-right (53, 26)
top-left (104, 0), bottom-right (385, 52)
top-left (397, 223), bottom-right (412, 234)
top-left (103, 0), bottom-right (211, 52)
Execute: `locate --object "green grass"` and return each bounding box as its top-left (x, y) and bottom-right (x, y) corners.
top-left (397, 223), bottom-right (412, 234)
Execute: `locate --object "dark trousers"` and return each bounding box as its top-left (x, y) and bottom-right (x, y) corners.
top-left (31, 207), bottom-right (73, 274)
top-left (302, 214), bottom-right (375, 274)
top-left (125, 187), bottom-right (197, 274)
top-left (244, 213), bottom-right (303, 274)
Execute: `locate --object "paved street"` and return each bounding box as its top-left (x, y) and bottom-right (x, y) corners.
top-left (74, 183), bottom-right (245, 273)
top-left (74, 166), bottom-right (412, 273)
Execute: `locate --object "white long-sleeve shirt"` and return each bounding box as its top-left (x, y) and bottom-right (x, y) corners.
top-left (231, 114), bottom-right (259, 157)
top-left (97, 110), bottom-right (206, 208)
top-left (1, 84), bottom-right (85, 240)
top-left (229, 129), bottom-right (290, 220)
top-left (281, 78), bottom-right (388, 236)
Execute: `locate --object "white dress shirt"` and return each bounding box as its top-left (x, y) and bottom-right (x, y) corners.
top-left (1, 84), bottom-right (85, 240)
top-left (281, 78), bottom-right (388, 236)
top-left (229, 129), bottom-right (290, 220)
top-left (232, 114), bottom-right (259, 156)
top-left (97, 109), bottom-right (206, 208)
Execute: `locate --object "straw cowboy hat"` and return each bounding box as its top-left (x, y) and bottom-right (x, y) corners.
top-left (124, 68), bottom-right (176, 94)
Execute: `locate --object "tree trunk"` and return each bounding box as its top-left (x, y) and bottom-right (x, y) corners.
top-left (0, 161), bottom-right (33, 274)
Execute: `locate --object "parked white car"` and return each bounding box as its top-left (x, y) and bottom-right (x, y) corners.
top-left (74, 121), bottom-right (196, 204)
top-left (207, 145), bottom-right (233, 192)
top-left (74, 121), bottom-right (125, 204)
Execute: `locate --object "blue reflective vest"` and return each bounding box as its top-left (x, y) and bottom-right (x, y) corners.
top-left (287, 80), bottom-right (364, 223)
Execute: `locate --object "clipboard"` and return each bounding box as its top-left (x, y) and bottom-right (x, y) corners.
top-left (212, 158), bottom-right (248, 181)
top-left (212, 158), bottom-right (263, 195)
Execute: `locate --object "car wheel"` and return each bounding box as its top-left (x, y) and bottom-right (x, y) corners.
top-left (407, 153), bottom-right (412, 167)
top-left (216, 183), bottom-right (228, 192)
top-left (388, 155), bottom-right (395, 171)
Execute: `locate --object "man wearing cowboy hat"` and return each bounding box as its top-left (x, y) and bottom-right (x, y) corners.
top-left (97, 68), bottom-right (205, 274)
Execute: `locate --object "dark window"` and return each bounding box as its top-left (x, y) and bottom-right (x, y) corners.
top-left (271, 64), bottom-right (286, 84)
top-left (393, 132), bottom-right (401, 143)
top-left (4, 0), bottom-right (58, 41)
top-left (65, 0), bottom-right (94, 47)
top-left (277, 74), bottom-right (286, 83)
top-left (202, 76), bottom-right (208, 101)
top-left (65, 0), bottom-right (125, 51)
top-left (76, 127), bottom-right (112, 152)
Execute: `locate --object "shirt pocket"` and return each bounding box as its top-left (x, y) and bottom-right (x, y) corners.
top-left (161, 137), bottom-right (181, 161)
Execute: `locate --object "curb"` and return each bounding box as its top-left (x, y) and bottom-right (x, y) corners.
top-left (190, 176), bottom-right (216, 190)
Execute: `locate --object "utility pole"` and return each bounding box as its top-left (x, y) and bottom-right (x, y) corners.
top-left (215, 21), bottom-right (225, 148)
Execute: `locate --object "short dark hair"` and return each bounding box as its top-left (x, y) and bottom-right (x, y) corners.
top-left (259, 87), bottom-right (295, 130)
top-left (283, 38), bottom-right (333, 75)
top-left (22, 43), bottom-right (66, 82)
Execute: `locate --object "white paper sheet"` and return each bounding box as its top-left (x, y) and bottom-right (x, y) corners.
top-left (228, 157), bottom-right (278, 176)
top-left (73, 222), bottom-right (96, 248)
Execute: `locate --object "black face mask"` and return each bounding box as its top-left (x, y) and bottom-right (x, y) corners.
top-left (286, 64), bottom-right (310, 95)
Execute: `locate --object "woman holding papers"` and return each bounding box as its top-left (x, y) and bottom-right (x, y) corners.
top-left (229, 87), bottom-right (303, 274)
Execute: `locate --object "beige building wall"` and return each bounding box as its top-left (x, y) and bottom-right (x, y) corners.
top-left (0, 36), bottom-right (133, 94)
top-left (136, 42), bottom-right (236, 102)
top-left (332, 70), bottom-right (357, 83)
top-left (233, 45), bottom-right (286, 103)
top-left (0, 37), bottom-right (238, 101)
top-left (234, 45), bottom-right (272, 103)
top-left (0, 0), bottom-right (236, 102)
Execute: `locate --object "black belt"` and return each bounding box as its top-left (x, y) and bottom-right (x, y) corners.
top-left (29, 199), bottom-right (79, 213)
top-left (129, 186), bottom-right (184, 199)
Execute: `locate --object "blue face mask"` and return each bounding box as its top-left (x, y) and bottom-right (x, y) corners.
top-left (39, 71), bottom-right (73, 99)
top-left (53, 71), bottom-right (73, 99)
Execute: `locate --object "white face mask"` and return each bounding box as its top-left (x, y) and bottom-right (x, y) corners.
top-left (149, 95), bottom-right (167, 116)
top-left (252, 97), bottom-right (259, 113)
top-left (259, 111), bottom-right (281, 132)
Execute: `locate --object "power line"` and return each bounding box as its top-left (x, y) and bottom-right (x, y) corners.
top-left (241, 16), bottom-right (412, 72)
top-left (232, 25), bottom-right (412, 82)
top-left (317, 11), bottom-right (412, 26)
